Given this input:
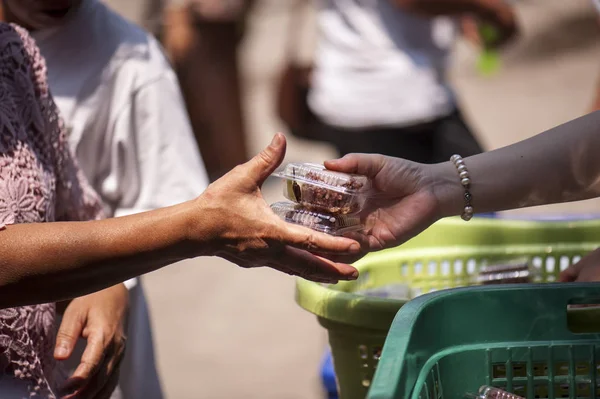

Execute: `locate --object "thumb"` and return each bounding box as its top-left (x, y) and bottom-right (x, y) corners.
top-left (54, 308), bottom-right (85, 360)
top-left (245, 133), bottom-right (287, 186)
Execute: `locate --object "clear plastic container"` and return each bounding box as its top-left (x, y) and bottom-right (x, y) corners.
top-left (474, 259), bottom-right (538, 285)
top-left (270, 201), bottom-right (363, 236)
top-left (274, 163), bottom-right (371, 215)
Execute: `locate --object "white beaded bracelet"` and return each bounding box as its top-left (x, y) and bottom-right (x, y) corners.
top-left (450, 154), bottom-right (474, 221)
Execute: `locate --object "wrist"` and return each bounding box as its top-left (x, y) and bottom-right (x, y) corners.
top-left (184, 193), bottom-right (222, 257)
top-left (427, 162), bottom-right (465, 219)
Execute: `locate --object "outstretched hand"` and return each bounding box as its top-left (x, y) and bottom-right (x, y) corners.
top-left (194, 134), bottom-right (361, 283)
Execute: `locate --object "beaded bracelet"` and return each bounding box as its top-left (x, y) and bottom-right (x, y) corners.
top-left (450, 154), bottom-right (474, 221)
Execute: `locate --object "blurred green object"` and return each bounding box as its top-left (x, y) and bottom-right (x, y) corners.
top-left (477, 24), bottom-right (501, 76)
top-left (295, 217), bottom-right (600, 399)
top-left (368, 283), bottom-right (600, 399)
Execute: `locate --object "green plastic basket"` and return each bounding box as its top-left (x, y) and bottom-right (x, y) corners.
top-left (295, 218), bottom-right (600, 399)
top-left (368, 283), bottom-right (600, 399)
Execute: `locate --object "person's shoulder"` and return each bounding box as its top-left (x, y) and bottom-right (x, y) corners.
top-left (91, 2), bottom-right (174, 88)
top-left (88, 1), bottom-right (154, 57)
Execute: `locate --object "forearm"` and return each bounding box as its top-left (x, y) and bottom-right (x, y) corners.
top-left (592, 76), bottom-right (600, 111)
top-left (195, 23), bottom-right (248, 178)
top-left (392, 0), bottom-right (506, 19)
top-left (0, 201), bottom-right (202, 308)
top-left (173, 20), bottom-right (248, 181)
top-left (432, 111), bottom-right (600, 216)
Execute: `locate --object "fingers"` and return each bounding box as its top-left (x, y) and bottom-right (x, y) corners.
top-left (91, 362), bottom-right (121, 399)
top-left (54, 307), bottom-right (85, 361)
top-left (267, 262), bottom-right (340, 284)
top-left (461, 16), bottom-right (482, 47)
top-left (271, 246), bottom-right (358, 282)
top-left (559, 263), bottom-right (580, 282)
top-left (324, 153), bottom-right (386, 178)
top-left (281, 222), bottom-right (361, 256)
top-left (60, 331), bottom-right (106, 395)
top-left (244, 133), bottom-right (287, 186)
top-left (70, 341), bottom-right (125, 399)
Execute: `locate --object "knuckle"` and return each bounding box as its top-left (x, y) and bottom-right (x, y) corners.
top-left (304, 233), bottom-right (318, 251)
top-left (56, 330), bottom-right (77, 342)
top-left (257, 149), bottom-right (274, 166)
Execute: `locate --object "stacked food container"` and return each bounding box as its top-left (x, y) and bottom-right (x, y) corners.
top-left (270, 163), bottom-right (371, 236)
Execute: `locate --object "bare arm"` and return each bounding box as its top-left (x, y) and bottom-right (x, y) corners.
top-left (593, 75), bottom-right (600, 111)
top-left (433, 111), bottom-right (600, 216)
top-left (163, 5), bottom-right (250, 181)
top-left (391, 0), bottom-right (517, 47)
top-left (0, 135), bottom-right (360, 309)
top-left (0, 201), bottom-right (199, 307)
top-left (326, 112), bottom-right (600, 252)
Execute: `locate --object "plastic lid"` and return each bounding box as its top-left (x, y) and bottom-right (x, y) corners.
top-left (274, 163), bottom-right (371, 194)
top-left (270, 201), bottom-right (362, 235)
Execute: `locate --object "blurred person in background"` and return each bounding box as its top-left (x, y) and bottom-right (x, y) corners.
top-left (103, 0), bottom-right (252, 181)
top-left (0, 0), bottom-right (212, 397)
top-left (592, 0), bottom-right (600, 111)
top-left (293, 0), bottom-right (519, 163)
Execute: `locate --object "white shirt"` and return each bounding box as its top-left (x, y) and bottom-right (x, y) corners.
top-left (32, 2), bottom-right (208, 398)
top-left (33, 0), bottom-right (209, 221)
top-left (309, 0), bottom-right (457, 129)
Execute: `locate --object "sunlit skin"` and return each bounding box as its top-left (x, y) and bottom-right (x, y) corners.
top-left (325, 111), bottom-right (600, 278)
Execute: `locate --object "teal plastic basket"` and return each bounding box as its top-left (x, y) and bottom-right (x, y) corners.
top-left (296, 218), bottom-right (600, 399)
top-left (368, 283), bottom-right (600, 399)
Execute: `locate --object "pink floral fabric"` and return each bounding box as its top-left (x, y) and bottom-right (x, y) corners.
top-left (0, 23), bottom-right (104, 397)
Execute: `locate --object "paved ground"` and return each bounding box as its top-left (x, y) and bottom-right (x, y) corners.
top-left (140, 1), bottom-right (600, 398)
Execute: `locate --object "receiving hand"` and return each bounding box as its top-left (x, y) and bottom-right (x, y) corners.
top-left (55, 284), bottom-right (128, 399)
top-left (560, 248), bottom-right (600, 283)
top-left (325, 154), bottom-right (440, 254)
top-left (194, 133), bottom-right (360, 283)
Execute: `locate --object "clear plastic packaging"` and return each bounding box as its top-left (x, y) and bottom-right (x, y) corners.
top-left (474, 259), bottom-right (537, 285)
top-left (465, 386), bottom-right (524, 399)
top-left (270, 201), bottom-right (363, 236)
top-left (274, 163), bottom-right (371, 214)
top-left (355, 284), bottom-right (412, 300)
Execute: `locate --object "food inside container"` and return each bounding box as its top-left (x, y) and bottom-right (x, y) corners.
top-left (474, 259), bottom-right (535, 285)
top-left (270, 201), bottom-right (363, 236)
top-left (465, 385), bottom-right (524, 399)
top-left (274, 163), bottom-right (371, 214)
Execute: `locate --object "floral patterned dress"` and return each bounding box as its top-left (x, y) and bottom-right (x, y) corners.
top-left (0, 23), bottom-right (104, 397)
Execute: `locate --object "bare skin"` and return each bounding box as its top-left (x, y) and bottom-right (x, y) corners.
top-left (0, 4), bottom-right (332, 398)
top-left (163, 3), bottom-right (251, 181)
top-left (326, 111), bottom-right (600, 263)
top-left (0, 134), bottom-right (359, 309)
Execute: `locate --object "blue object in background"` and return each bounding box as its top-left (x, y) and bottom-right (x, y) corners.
top-left (321, 349), bottom-right (338, 399)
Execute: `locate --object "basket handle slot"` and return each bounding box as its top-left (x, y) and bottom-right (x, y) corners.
top-left (567, 298), bottom-right (600, 334)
